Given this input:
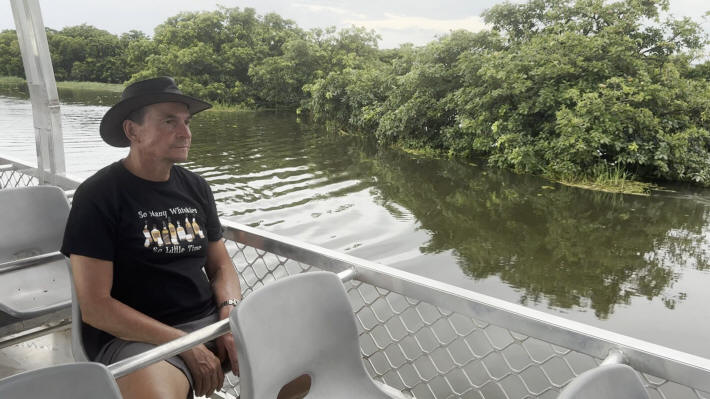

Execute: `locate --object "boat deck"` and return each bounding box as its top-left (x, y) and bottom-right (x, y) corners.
top-left (0, 329), bottom-right (72, 380)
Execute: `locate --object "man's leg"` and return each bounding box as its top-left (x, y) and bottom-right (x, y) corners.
top-left (117, 360), bottom-right (190, 399)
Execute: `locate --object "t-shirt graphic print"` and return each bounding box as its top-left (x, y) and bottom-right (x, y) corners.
top-left (139, 211), bottom-right (206, 254)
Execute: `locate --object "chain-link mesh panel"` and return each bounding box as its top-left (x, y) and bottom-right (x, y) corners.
top-left (219, 236), bottom-right (710, 399)
top-left (0, 165), bottom-right (38, 189)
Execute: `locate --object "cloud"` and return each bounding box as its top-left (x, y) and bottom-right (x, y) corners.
top-left (344, 13), bottom-right (488, 33)
top-left (292, 3), bottom-right (367, 19)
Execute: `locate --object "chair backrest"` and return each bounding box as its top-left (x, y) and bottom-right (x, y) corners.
top-left (229, 271), bottom-right (390, 399)
top-left (558, 363), bottom-right (650, 399)
top-left (0, 185), bottom-right (69, 263)
top-left (0, 186), bottom-right (72, 323)
top-left (0, 362), bottom-right (122, 398)
top-left (67, 259), bottom-right (90, 361)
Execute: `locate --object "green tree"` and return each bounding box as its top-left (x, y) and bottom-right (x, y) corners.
top-left (449, 0), bottom-right (710, 183)
top-left (686, 60), bottom-right (710, 80)
top-left (46, 24), bottom-right (131, 83)
top-left (304, 64), bottom-right (392, 131)
top-left (0, 30), bottom-right (23, 77)
top-left (375, 30), bottom-right (504, 149)
top-left (120, 30), bottom-right (153, 78)
top-left (138, 7), bottom-right (305, 105)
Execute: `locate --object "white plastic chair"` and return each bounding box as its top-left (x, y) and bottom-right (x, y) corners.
top-left (558, 363), bottom-right (650, 399)
top-left (67, 260), bottom-right (90, 361)
top-left (229, 271), bottom-right (411, 399)
top-left (0, 186), bottom-right (71, 331)
top-left (0, 362), bottom-right (122, 398)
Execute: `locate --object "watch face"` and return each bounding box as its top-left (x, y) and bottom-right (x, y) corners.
top-left (220, 298), bottom-right (240, 308)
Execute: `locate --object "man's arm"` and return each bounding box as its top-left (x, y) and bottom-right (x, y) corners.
top-left (204, 240), bottom-right (242, 374)
top-left (71, 254), bottom-right (187, 344)
top-left (204, 240), bottom-right (242, 315)
top-left (70, 254), bottom-right (225, 396)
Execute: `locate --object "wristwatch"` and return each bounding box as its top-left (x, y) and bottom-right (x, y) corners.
top-left (217, 298), bottom-right (241, 309)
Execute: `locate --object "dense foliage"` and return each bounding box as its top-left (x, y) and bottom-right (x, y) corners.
top-left (305, 0), bottom-right (710, 186)
top-left (0, 25), bottom-right (147, 82)
top-left (1, 0), bottom-right (709, 185)
top-left (0, 7), bottom-right (381, 108)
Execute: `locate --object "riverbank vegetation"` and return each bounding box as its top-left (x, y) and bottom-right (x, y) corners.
top-left (0, 75), bottom-right (24, 86)
top-left (54, 81), bottom-right (124, 92)
top-left (1, 76), bottom-right (124, 90)
top-left (1, 0), bottom-right (709, 190)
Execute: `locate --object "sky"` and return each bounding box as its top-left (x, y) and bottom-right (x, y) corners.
top-left (1, 0), bottom-right (709, 49)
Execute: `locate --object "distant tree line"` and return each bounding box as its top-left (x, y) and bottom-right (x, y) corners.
top-left (0, 6), bottom-right (382, 108)
top-left (1, 0), bottom-right (710, 185)
top-left (0, 24), bottom-right (148, 83)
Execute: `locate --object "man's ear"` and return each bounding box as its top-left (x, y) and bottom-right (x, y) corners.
top-left (123, 119), bottom-right (139, 143)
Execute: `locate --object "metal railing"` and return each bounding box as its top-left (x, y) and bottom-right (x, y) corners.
top-left (0, 159), bottom-right (38, 189)
top-left (214, 220), bottom-right (710, 399)
top-left (0, 156), bottom-right (78, 190)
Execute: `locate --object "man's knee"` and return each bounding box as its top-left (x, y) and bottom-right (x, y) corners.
top-left (117, 360), bottom-right (190, 399)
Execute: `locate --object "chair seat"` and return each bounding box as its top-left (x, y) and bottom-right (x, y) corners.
top-left (0, 257), bottom-right (71, 319)
top-left (0, 362), bottom-right (122, 398)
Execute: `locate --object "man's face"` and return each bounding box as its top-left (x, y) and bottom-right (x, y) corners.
top-left (129, 102), bottom-right (193, 163)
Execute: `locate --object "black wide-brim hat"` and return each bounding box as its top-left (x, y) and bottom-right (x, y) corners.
top-left (100, 76), bottom-right (212, 147)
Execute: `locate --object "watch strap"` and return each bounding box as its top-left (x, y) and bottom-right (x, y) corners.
top-left (217, 298), bottom-right (241, 309)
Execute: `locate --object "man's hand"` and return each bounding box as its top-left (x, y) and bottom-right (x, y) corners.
top-left (216, 332), bottom-right (240, 376)
top-left (205, 239), bottom-right (242, 377)
top-left (181, 343), bottom-right (225, 397)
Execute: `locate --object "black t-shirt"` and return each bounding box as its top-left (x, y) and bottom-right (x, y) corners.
top-left (61, 161), bottom-right (222, 359)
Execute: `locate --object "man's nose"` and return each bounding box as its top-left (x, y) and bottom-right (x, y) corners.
top-left (177, 122), bottom-right (191, 139)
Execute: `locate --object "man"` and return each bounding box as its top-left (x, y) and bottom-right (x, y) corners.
top-left (62, 77), bottom-right (242, 399)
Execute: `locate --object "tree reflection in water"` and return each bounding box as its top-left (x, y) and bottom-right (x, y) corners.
top-left (185, 110), bottom-right (710, 319)
top-left (359, 150), bottom-right (709, 318)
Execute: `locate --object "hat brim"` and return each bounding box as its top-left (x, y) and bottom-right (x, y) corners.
top-left (100, 93), bottom-right (212, 147)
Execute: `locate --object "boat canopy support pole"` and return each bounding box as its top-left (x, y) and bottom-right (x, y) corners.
top-left (10, 0), bottom-right (66, 184)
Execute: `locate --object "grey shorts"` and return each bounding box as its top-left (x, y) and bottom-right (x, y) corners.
top-left (94, 312), bottom-right (221, 398)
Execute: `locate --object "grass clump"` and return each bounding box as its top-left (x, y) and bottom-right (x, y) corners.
top-left (0, 77), bottom-right (125, 92)
top-left (397, 144), bottom-right (445, 159)
top-left (206, 101), bottom-right (254, 112)
top-left (55, 81), bottom-right (125, 92)
top-left (555, 164), bottom-right (654, 195)
top-left (0, 76), bottom-right (25, 86)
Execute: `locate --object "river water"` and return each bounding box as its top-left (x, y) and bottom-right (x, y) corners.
top-left (2, 87), bottom-right (710, 358)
